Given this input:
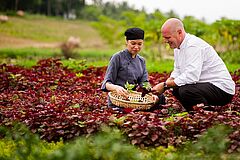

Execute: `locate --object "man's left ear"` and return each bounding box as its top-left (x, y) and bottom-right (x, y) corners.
top-left (177, 29), bottom-right (182, 35)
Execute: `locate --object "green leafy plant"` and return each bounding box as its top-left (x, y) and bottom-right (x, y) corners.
top-left (48, 126), bottom-right (145, 160)
top-left (142, 82), bottom-right (152, 91)
top-left (174, 125), bottom-right (234, 160)
top-left (124, 81), bottom-right (136, 92)
top-left (137, 81), bottom-right (152, 97)
top-left (0, 123), bottom-right (64, 160)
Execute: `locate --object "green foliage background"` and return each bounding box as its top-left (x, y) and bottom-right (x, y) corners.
top-left (1, 123), bottom-right (239, 160)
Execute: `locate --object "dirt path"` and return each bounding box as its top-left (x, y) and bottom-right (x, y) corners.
top-left (0, 35), bottom-right (108, 49)
top-left (0, 35), bottom-right (62, 48)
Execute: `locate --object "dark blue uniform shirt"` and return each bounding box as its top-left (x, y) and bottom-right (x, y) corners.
top-left (101, 49), bottom-right (149, 107)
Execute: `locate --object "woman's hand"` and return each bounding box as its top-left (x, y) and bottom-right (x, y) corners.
top-left (106, 83), bottom-right (129, 98)
top-left (114, 85), bottom-right (129, 98)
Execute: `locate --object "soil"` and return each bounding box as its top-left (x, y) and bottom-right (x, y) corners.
top-left (0, 35), bottom-right (61, 48)
top-left (0, 35), bottom-right (108, 49)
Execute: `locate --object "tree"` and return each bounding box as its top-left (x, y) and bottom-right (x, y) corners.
top-left (15, 0), bottom-right (19, 10)
top-left (47, 0), bottom-right (51, 15)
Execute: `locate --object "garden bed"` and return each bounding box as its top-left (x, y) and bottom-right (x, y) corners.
top-left (0, 58), bottom-right (239, 153)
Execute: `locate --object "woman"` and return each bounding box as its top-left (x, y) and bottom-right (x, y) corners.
top-left (101, 27), bottom-right (165, 109)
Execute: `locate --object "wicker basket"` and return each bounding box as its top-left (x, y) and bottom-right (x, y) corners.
top-left (108, 91), bottom-right (155, 110)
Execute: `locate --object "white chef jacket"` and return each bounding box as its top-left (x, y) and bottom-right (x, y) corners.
top-left (170, 33), bottom-right (235, 95)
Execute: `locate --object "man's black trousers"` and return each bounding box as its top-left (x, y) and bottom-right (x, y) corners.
top-left (172, 82), bottom-right (234, 111)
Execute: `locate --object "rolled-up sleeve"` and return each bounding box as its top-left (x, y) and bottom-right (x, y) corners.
top-left (170, 62), bottom-right (180, 79)
top-left (101, 55), bottom-right (119, 91)
top-left (170, 51), bottom-right (180, 79)
top-left (174, 46), bottom-right (203, 86)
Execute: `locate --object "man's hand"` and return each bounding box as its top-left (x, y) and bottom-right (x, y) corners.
top-left (136, 85), bottom-right (151, 97)
top-left (151, 82), bottom-right (165, 95)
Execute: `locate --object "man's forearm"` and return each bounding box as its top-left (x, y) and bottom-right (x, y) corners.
top-left (166, 77), bottom-right (177, 88)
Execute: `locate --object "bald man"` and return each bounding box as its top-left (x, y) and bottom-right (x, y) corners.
top-left (152, 18), bottom-right (235, 111)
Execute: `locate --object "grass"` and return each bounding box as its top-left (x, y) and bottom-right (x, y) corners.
top-left (225, 63), bottom-right (240, 73)
top-left (219, 50), bottom-right (240, 64)
top-left (0, 14), bottom-right (108, 50)
top-left (77, 49), bottom-right (115, 59)
top-left (146, 60), bottom-right (174, 73)
top-left (80, 59), bottom-right (174, 73)
top-left (0, 47), bottom-right (59, 58)
top-left (1, 48), bottom-right (239, 73)
top-left (0, 47), bottom-right (174, 72)
top-left (0, 15), bottom-right (101, 42)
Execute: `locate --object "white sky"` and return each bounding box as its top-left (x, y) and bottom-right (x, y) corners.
top-left (86, 0), bottom-right (240, 23)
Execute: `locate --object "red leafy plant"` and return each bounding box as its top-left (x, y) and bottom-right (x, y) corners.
top-left (0, 59), bottom-right (240, 153)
